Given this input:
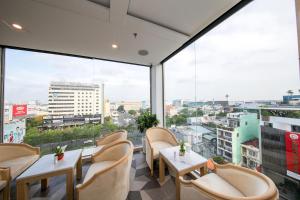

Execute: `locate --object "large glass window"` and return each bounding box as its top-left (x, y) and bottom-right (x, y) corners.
top-left (164, 0), bottom-right (300, 199)
top-left (3, 48), bottom-right (150, 155)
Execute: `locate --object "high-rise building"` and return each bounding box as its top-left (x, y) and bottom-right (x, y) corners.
top-left (260, 108), bottom-right (300, 200)
top-left (48, 82), bottom-right (103, 116)
top-left (283, 95), bottom-right (300, 105)
top-left (165, 105), bottom-right (178, 117)
top-left (104, 99), bottom-right (111, 117)
top-left (172, 99), bottom-right (184, 107)
top-left (217, 112), bottom-right (260, 164)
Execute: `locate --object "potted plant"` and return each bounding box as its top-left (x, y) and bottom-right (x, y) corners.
top-left (179, 141), bottom-right (186, 156)
top-left (212, 156), bottom-right (225, 164)
top-left (137, 111), bottom-right (159, 152)
top-left (55, 145), bottom-right (66, 161)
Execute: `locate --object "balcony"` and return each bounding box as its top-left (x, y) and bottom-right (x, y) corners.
top-left (0, 0), bottom-right (298, 199)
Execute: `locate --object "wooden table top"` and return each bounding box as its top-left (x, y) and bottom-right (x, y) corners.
top-left (159, 146), bottom-right (207, 172)
top-left (17, 149), bottom-right (82, 180)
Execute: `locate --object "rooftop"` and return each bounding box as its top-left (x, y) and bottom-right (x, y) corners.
top-left (242, 138), bottom-right (259, 148)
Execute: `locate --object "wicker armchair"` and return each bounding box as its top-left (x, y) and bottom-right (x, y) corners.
top-left (76, 140), bottom-right (133, 200)
top-left (180, 162), bottom-right (279, 200)
top-left (0, 143), bottom-right (40, 199)
top-left (145, 127), bottom-right (178, 176)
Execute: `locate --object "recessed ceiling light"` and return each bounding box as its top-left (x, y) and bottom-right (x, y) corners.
top-left (112, 44), bottom-right (118, 49)
top-left (12, 23), bottom-right (22, 30)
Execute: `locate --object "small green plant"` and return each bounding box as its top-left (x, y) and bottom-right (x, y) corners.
top-left (55, 145), bottom-right (67, 160)
top-left (137, 111), bottom-right (159, 133)
top-left (179, 141), bottom-right (185, 156)
top-left (55, 146), bottom-right (64, 156)
top-left (212, 156), bottom-right (225, 164)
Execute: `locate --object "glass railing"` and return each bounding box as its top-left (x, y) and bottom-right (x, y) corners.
top-left (22, 123), bottom-right (144, 155)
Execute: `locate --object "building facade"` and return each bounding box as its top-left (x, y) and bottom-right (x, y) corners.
top-left (48, 82), bottom-right (104, 116)
top-left (241, 138), bottom-right (260, 170)
top-left (119, 101), bottom-right (142, 111)
top-left (260, 108), bottom-right (300, 200)
top-left (217, 112), bottom-right (259, 164)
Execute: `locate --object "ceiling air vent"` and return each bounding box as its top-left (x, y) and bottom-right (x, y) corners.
top-left (138, 50), bottom-right (149, 56)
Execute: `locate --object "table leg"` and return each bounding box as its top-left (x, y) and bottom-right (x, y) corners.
top-left (3, 181), bottom-right (10, 200)
top-left (66, 170), bottom-right (74, 200)
top-left (16, 181), bottom-right (28, 200)
top-left (41, 178), bottom-right (48, 191)
top-left (200, 166), bottom-right (207, 177)
top-left (159, 156), bottom-right (165, 183)
top-left (76, 156), bottom-right (82, 180)
top-left (175, 173), bottom-right (180, 200)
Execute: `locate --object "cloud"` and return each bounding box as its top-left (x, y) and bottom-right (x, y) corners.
top-left (164, 0), bottom-right (300, 102)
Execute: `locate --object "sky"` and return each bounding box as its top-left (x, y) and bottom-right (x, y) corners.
top-left (5, 50), bottom-right (150, 103)
top-left (165, 0), bottom-right (300, 102)
top-left (4, 0), bottom-right (300, 104)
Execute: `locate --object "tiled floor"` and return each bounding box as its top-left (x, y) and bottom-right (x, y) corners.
top-left (9, 152), bottom-right (176, 200)
top-left (128, 152), bottom-right (176, 200)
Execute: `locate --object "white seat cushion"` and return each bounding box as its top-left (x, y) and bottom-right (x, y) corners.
top-left (194, 173), bottom-right (245, 197)
top-left (84, 161), bottom-right (115, 183)
top-left (82, 146), bottom-right (103, 157)
top-left (0, 155), bottom-right (39, 179)
top-left (151, 141), bottom-right (173, 159)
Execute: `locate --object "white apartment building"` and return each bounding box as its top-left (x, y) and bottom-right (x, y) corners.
top-left (217, 112), bottom-right (259, 164)
top-left (241, 138), bottom-right (260, 170)
top-left (48, 82), bottom-right (104, 116)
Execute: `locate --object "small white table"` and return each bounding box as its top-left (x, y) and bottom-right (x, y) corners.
top-left (16, 149), bottom-right (82, 200)
top-left (159, 146), bottom-right (207, 200)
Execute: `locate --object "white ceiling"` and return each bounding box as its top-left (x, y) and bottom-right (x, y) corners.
top-left (0, 0), bottom-right (242, 66)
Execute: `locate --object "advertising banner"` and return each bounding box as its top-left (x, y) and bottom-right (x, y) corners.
top-left (12, 104), bottom-right (27, 117)
top-left (3, 119), bottom-right (26, 143)
top-left (285, 131), bottom-right (300, 180)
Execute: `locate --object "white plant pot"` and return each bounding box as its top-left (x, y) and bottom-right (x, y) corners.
top-left (142, 137), bottom-right (146, 153)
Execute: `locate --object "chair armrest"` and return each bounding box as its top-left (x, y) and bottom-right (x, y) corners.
top-left (95, 138), bottom-right (104, 146)
top-left (0, 143), bottom-right (40, 162)
top-left (168, 131), bottom-right (179, 145)
top-left (91, 144), bottom-right (110, 163)
top-left (21, 143), bottom-right (40, 155)
top-left (92, 141), bottom-right (129, 163)
top-left (96, 130), bottom-right (127, 146)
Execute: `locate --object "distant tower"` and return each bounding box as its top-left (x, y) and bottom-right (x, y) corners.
top-left (225, 94), bottom-right (229, 102)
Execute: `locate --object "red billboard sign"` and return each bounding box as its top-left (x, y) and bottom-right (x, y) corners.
top-left (285, 131), bottom-right (300, 180)
top-left (12, 104), bottom-right (27, 117)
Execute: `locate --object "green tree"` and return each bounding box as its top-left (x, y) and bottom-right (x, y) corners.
top-left (104, 116), bottom-right (112, 123)
top-left (217, 112), bottom-right (227, 117)
top-left (179, 108), bottom-right (189, 117)
top-left (128, 110), bottom-right (137, 116)
top-left (117, 105), bottom-right (125, 112)
top-left (173, 115), bottom-right (187, 125)
top-left (191, 109), bottom-right (204, 117)
top-left (26, 115), bottom-right (44, 128)
top-left (136, 111), bottom-right (159, 133)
